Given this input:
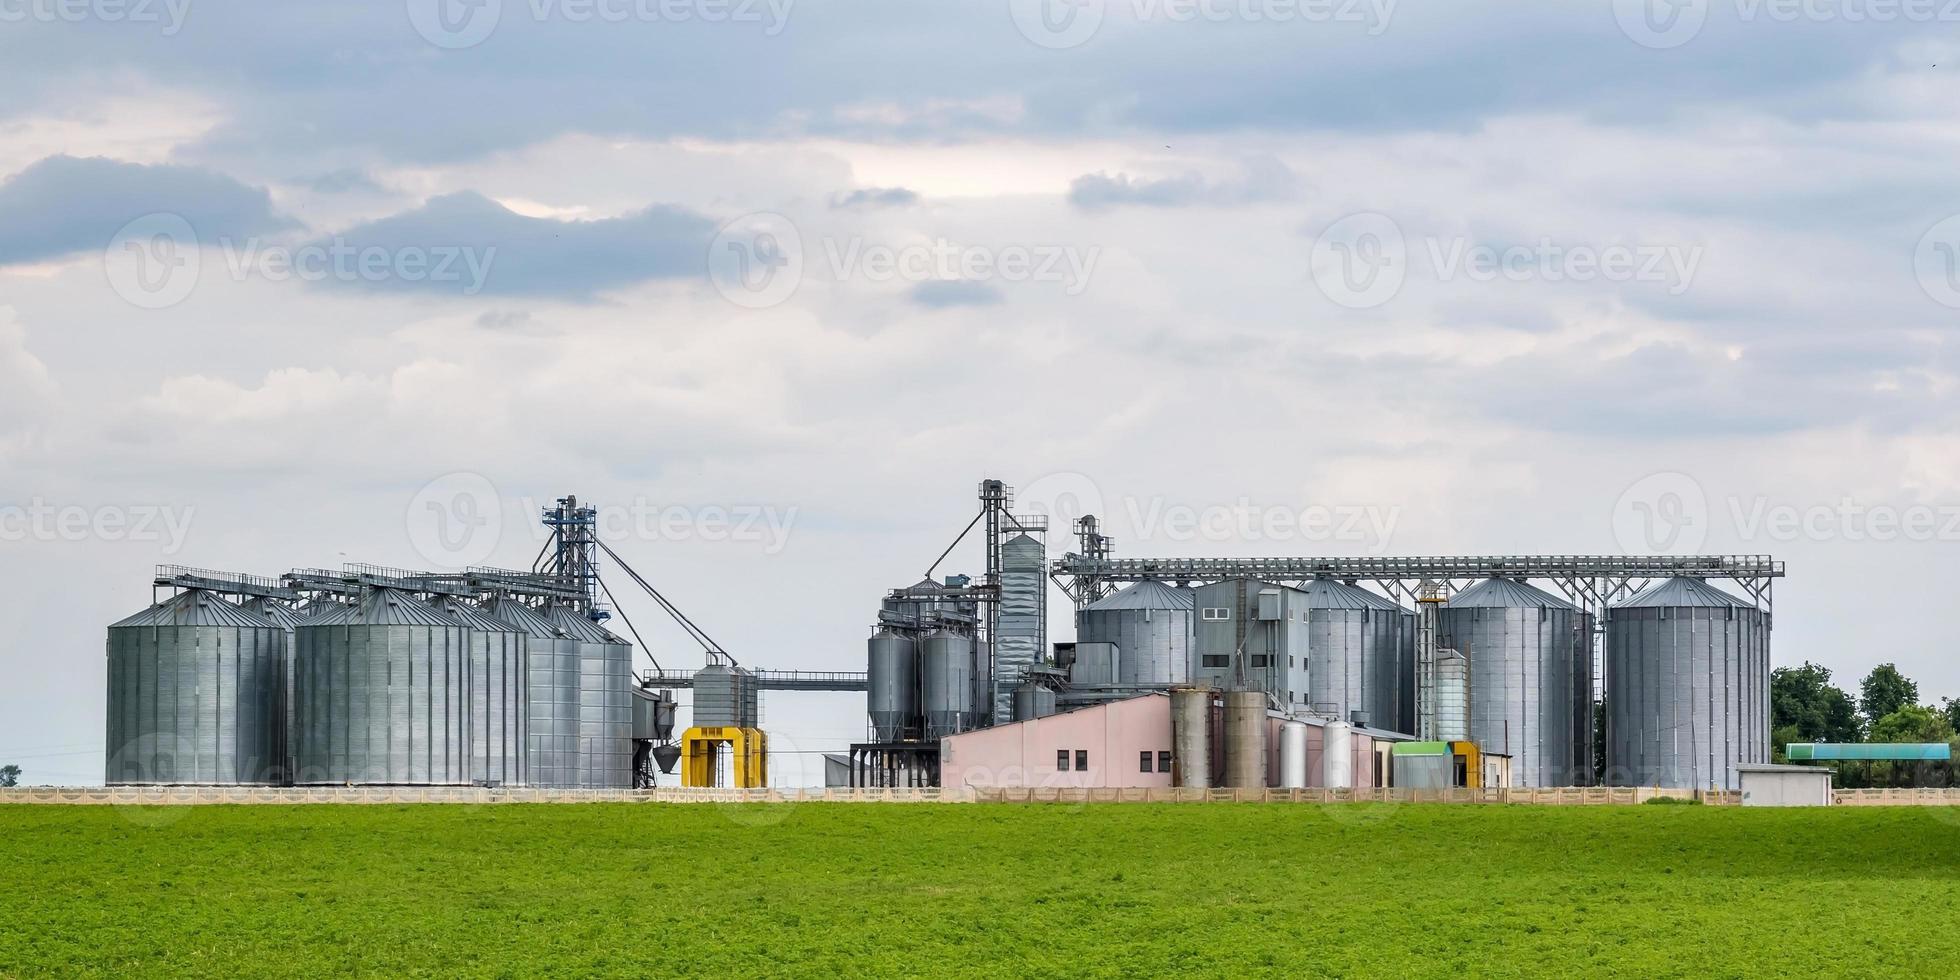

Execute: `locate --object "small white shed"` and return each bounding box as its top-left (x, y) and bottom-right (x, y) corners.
top-left (1738, 764), bottom-right (1834, 807)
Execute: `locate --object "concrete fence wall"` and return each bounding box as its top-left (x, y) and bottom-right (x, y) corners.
top-left (0, 785), bottom-right (1747, 806)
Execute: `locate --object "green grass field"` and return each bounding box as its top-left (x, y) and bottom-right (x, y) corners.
top-left (4, 802), bottom-right (1958, 977)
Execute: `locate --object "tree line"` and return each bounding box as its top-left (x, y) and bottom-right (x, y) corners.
top-left (1769, 661), bottom-right (1960, 788)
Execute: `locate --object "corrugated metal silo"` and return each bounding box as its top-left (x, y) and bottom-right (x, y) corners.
top-left (866, 630), bottom-right (920, 742)
top-left (1222, 690), bottom-right (1268, 788)
top-left (1296, 579), bottom-right (1405, 732)
top-left (546, 604), bottom-right (634, 789)
top-left (1605, 577), bottom-right (1771, 790)
top-left (485, 598), bottom-right (580, 788)
top-left (291, 588), bottom-right (471, 785)
top-left (1440, 578), bottom-right (1583, 787)
top-left (693, 663), bottom-right (759, 728)
top-left (921, 631), bottom-right (978, 738)
top-left (238, 597), bottom-right (303, 785)
top-left (992, 533), bottom-right (1046, 724)
top-left (434, 597), bottom-right (529, 786)
top-left (106, 589), bottom-right (285, 785)
top-left (1075, 580), bottom-right (1195, 686)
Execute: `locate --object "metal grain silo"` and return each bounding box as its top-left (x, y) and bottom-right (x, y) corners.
top-left (1605, 577), bottom-right (1771, 791)
top-left (1075, 580), bottom-right (1195, 686)
top-left (992, 533), bottom-right (1046, 724)
top-left (1435, 649), bottom-right (1469, 742)
top-left (292, 588), bottom-right (471, 785)
top-left (1222, 690), bottom-right (1268, 789)
top-left (1171, 687), bottom-right (1213, 788)
top-left (433, 598), bottom-right (529, 786)
top-left (485, 598), bottom-right (580, 788)
top-left (1440, 578), bottom-right (1583, 787)
top-left (866, 629), bottom-right (920, 742)
top-left (239, 597), bottom-right (304, 785)
top-left (921, 631), bottom-right (978, 738)
top-left (1296, 579), bottom-right (1405, 732)
top-left (545, 604), bottom-right (634, 789)
top-left (106, 590), bottom-right (285, 785)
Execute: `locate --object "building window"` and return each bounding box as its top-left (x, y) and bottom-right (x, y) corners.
top-left (1202, 607), bottom-right (1230, 621)
top-left (1250, 655), bottom-right (1269, 668)
top-left (1289, 656), bottom-right (1296, 668)
top-left (1158, 750), bottom-right (1172, 772)
top-left (1139, 750), bottom-right (1153, 773)
top-left (1057, 749), bottom-right (1070, 771)
top-left (1075, 750), bottom-right (1089, 771)
top-left (1201, 655), bottom-right (1228, 668)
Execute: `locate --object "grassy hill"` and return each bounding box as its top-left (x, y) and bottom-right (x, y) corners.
top-left (4, 802), bottom-right (1958, 976)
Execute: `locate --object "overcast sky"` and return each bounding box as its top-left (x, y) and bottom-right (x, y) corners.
top-left (2, 1), bottom-right (1958, 785)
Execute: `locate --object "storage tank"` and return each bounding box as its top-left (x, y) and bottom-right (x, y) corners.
top-left (1605, 577), bottom-right (1771, 790)
top-left (1435, 648), bottom-right (1469, 742)
top-left (292, 588), bottom-right (470, 785)
top-left (433, 597), bottom-right (529, 786)
top-left (238, 597), bottom-right (304, 785)
top-left (1171, 688), bottom-right (1213, 788)
top-left (1297, 579), bottom-right (1406, 732)
top-left (106, 589), bottom-right (285, 785)
top-left (693, 662), bottom-right (759, 728)
top-left (1075, 580), bottom-right (1195, 686)
top-left (1011, 682), bottom-right (1058, 722)
top-left (546, 604), bottom-right (634, 789)
top-left (992, 534), bottom-right (1047, 724)
top-left (1279, 720), bottom-right (1309, 788)
top-left (921, 631), bottom-right (978, 737)
top-left (484, 599), bottom-right (581, 788)
top-left (1440, 578), bottom-right (1582, 787)
top-left (866, 630), bottom-right (920, 742)
top-left (1323, 720), bottom-right (1354, 789)
top-left (1222, 690), bottom-right (1268, 789)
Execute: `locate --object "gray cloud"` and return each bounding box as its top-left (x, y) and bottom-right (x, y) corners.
top-left (0, 155), bottom-right (286, 265)
top-left (909, 280), bottom-right (1003, 308)
top-left (1069, 158), bottom-right (1297, 211)
top-left (308, 168), bottom-right (384, 195)
top-left (831, 187), bottom-right (920, 211)
top-left (318, 191), bottom-right (715, 298)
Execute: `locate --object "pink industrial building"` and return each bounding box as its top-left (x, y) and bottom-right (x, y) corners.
top-left (938, 693), bottom-right (1396, 790)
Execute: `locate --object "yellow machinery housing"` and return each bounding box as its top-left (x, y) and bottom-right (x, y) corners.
top-left (680, 726), bottom-right (768, 788)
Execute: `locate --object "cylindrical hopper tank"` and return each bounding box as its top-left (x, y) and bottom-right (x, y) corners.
top-left (1011, 682), bottom-right (1058, 722)
top-left (866, 629), bottom-right (920, 742)
top-left (1222, 690), bottom-right (1268, 789)
top-left (1605, 577), bottom-right (1771, 791)
top-left (1435, 649), bottom-right (1469, 743)
top-left (1279, 720), bottom-right (1309, 789)
top-left (1323, 720), bottom-right (1354, 789)
top-left (434, 597), bottom-right (530, 786)
top-left (1297, 579), bottom-right (1407, 732)
top-left (486, 598), bottom-right (580, 788)
top-left (1075, 580), bottom-right (1195, 686)
top-left (1171, 687), bottom-right (1213, 788)
top-left (546, 604), bottom-right (634, 789)
top-left (106, 589), bottom-right (285, 785)
top-left (292, 588), bottom-right (471, 785)
top-left (921, 631), bottom-right (977, 738)
top-left (1441, 578), bottom-right (1583, 787)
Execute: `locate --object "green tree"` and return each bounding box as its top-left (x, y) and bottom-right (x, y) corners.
top-left (1770, 662), bottom-right (1862, 748)
top-left (1865, 706), bottom-right (1956, 787)
top-left (1859, 663), bottom-right (1918, 726)
top-left (1942, 697), bottom-right (1960, 734)
top-left (0, 764), bottom-right (19, 787)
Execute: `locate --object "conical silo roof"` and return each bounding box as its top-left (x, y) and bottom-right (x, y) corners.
top-left (110, 589), bottom-right (278, 629)
top-left (240, 598), bottom-right (306, 630)
top-left (314, 587), bottom-right (462, 627)
top-left (545, 604), bottom-right (626, 644)
top-left (1083, 580), bottom-right (1195, 612)
top-left (1297, 579), bottom-right (1405, 612)
top-left (483, 597), bottom-right (562, 639)
top-left (1614, 576), bottom-right (1751, 609)
top-left (1445, 577), bottom-right (1575, 610)
top-left (431, 596), bottom-right (519, 632)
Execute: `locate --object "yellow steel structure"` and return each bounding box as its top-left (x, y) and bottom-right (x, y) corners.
top-left (680, 726), bottom-right (769, 788)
